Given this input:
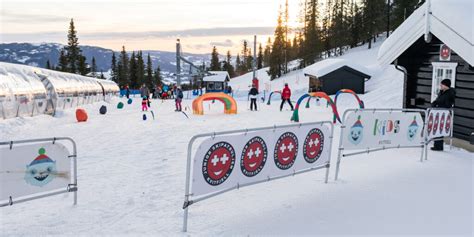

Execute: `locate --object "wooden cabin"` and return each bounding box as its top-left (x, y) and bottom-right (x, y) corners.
top-left (377, 0), bottom-right (474, 141)
top-left (303, 59), bottom-right (371, 94)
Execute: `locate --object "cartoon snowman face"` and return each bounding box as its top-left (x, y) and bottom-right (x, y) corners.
top-left (24, 148), bottom-right (57, 187)
top-left (241, 137), bottom-right (267, 177)
top-left (202, 142), bottom-right (235, 186)
top-left (303, 128), bottom-right (324, 163)
top-left (274, 132), bottom-right (298, 170)
top-left (348, 116), bottom-right (364, 145)
top-left (407, 125), bottom-right (418, 141)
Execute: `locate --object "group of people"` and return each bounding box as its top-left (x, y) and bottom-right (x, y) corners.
top-left (248, 83), bottom-right (294, 111)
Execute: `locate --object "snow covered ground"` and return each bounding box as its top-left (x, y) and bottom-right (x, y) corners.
top-left (1, 39), bottom-right (472, 236)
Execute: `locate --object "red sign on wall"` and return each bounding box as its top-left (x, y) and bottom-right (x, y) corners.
top-left (439, 44), bottom-right (451, 61)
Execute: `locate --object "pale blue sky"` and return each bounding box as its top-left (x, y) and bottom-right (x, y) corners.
top-left (0, 0), bottom-right (301, 53)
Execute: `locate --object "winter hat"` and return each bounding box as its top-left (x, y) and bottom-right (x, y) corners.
top-left (352, 116), bottom-right (363, 128)
top-left (29, 148), bottom-right (53, 166)
top-left (441, 79), bottom-right (451, 87)
top-left (410, 116), bottom-right (418, 127)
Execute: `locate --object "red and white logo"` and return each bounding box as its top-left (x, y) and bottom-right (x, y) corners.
top-left (303, 128), bottom-right (324, 163)
top-left (274, 132), bottom-right (298, 170)
top-left (440, 113), bottom-right (446, 134)
top-left (440, 44), bottom-right (451, 61)
top-left (433, 112), bottom-right (440, 135)
top-left (240, 136), bottom-right (268, 177)
top-left (202, 141), bottom-right (235, 186)
top-left (427, 113), bottom-right (434, 135)
top-left (445, 113), bottom-right (452, 133)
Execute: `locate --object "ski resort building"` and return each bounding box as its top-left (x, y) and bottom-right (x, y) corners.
top-left (303, 58), bottom-right (371, 94)
top-left (377, 0), bottom-right (474, 141)
top-left (0, 62), bottom-right (120, 119)
top-left (203, 71), bottom-right (230, 93)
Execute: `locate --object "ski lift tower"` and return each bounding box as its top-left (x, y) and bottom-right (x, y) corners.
top-left (176, 39), bottom-right (206, 88)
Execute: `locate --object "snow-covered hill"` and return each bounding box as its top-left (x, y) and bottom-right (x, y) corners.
top-left (1, 37), bottom-right (472, 236)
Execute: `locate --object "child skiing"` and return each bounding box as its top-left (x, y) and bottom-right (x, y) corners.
top-left (175, 87), bottom-right (183, 111)
top-left (142, 96), bottom-right (149, 111)
top-left (280, 83), bottom-right (294, 111)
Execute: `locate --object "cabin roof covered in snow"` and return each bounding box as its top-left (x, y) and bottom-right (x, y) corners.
top-left (303, 58), bottom-right (372, 78)
top-left (377, 0), bottom-right (474, 66)
top-left (203, 71), bottom-right (230, 82)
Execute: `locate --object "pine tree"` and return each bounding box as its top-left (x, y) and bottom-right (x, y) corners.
top-left (263, 37), bottom-right (272, 67)
top-left (154, 66), bottom-right (162, 87)
top-left (111, 52), bottom-right (118, 83)
top-left (235, 53), bottom-right (241, 75)
top-left (222, 51), bottom-right (235, 78)
top-left (46, 60), bottom-right (51, 70)
top-left (257, 43), bottom-right (263, 69)
top-left (392, 0), bottom-right (419, 30)
top-left (269, 8), bottom-right (286, 79)
top-left (77, 55), bottom-right (88, 76)
top-left (118, 46), bottom-right (129, 87)
top-left (129, 51), bottom-right (138, 88)
top-left (146, 53), bottom-right (154, 89)
top-left (240, 41), bottom-right (249, 73)
top-left (100, 71), bottom-right (105, 79)
top-left (362, 0), bottom-right (385, 49)
top-left (91, 57), bottom-right (97, 77)
top-left (210, 46), bottom-right (221, 71)
top-left (136, 51), bottom-right (145, 87)
top-left (58, 49), bottom-right (68, 72)
top-left (246, 48), bottom-right (253, 72)
top-left (303, 0), bottom-right (322, 66)
top-left (65, 18), bottom-right (83, 73)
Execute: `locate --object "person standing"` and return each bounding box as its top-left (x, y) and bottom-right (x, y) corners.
top-left (248, 85), bottom-right (258, 111)
top-left (140, 84), bottom-right (150, 99)
top-left (431, 79), bottom-right (456, 151)
top-left (175, 87), bottom-right (184, 111)
top-left (124, 85), bottom-right (130, 99)
top-left (142, 96), bottom-right (149, 111)
top-left (280, 83), bottom-right (294, 111)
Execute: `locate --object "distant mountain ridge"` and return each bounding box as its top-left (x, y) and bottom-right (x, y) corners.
top-left (0, 42), bottom-right (210, 82)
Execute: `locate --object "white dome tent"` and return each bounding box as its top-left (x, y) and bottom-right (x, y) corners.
top-left (0, 62), bottom-right (119, 119)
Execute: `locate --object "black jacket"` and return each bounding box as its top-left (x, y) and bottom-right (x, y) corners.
top-left (432, 88), bottom-right (456, 108)
top-left (248, 88), bottom-right (258, 96)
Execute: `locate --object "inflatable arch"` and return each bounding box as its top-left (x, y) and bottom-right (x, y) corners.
top-left (266, 91), bottom-right (282, 105)
top-left (291, 92), bottom-right (341, 123)
top-left (334, 89), bottom-right (365, 109)
top-left (192, 92), bottom-right (237, 115)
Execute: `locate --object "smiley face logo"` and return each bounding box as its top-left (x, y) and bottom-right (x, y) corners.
top-left (303, 128), bottom-right (324, 163)
top-left (274, 132), bottom-right (298, 170)
top-left (202, 141), bottom-right (235, 186)
top-left (240, 136), bottom-right (267, 177)
top-left (439, 113), bottom-right (445, 134)
top-left (445, 113), bottom-right (451, 133)
top-left (427, 113), bottom-right (434, 135)
top-left (433, 112), bottom-right (440, 135)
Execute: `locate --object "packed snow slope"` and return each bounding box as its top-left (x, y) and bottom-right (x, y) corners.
top-left (1, 39), bottom-right (472, 236)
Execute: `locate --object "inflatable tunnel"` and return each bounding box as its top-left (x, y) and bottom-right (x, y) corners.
top-left (334, 89), bottom-right (365, 109)
top-left (266, 91), bottom-right (282, 105)
top-left (291, 92), bottom-right (341, 123)
top-left (192, 92), bottom-right (237, 115)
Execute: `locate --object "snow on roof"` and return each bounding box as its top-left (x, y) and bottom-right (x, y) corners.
top-left (378, 0), bottom-right (474, 66)
top-left (203, 71), bottom-right (230, 82)
top-left (303, 58), bottom-right (372, 78)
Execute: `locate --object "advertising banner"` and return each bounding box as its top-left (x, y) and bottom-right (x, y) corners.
top-left (341, 110), bottom-right (424, 150)
top-left (190, 122), bottom-right (332, 197)
top-left (0, 142), bottom-right (71, 202)
top-left (426, 109), bottom-right (453, 140)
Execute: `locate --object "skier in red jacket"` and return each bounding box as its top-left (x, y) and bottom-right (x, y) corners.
top-left (280, 83), bottom-right (294, 111)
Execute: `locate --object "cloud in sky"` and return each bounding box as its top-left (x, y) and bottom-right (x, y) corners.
top-left (1, 10), bottom-right (70, 23)
top-left (210, 39), bottom-right (235, 47)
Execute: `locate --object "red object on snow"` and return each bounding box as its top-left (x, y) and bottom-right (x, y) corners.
top-left (252, 78), bottom-right (259, 91)
top-left (76, 108), bottom-right (88, 122)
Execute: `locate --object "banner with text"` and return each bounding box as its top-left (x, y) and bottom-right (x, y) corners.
top-left (426, 109), bottom-right (453, 140)
top-left (0, 142), bottom-right (71, 202)
top-left (191, 122), bottom-right (332, 197)
top-left (341, 110), bottom-right (424, 150)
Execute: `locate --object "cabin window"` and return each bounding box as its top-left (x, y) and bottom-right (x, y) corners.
top-left (431, 62), bottom-right (457, 102)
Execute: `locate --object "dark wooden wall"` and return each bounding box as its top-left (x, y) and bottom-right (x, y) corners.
top-left (397, 36), bottom-right (474, 140)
